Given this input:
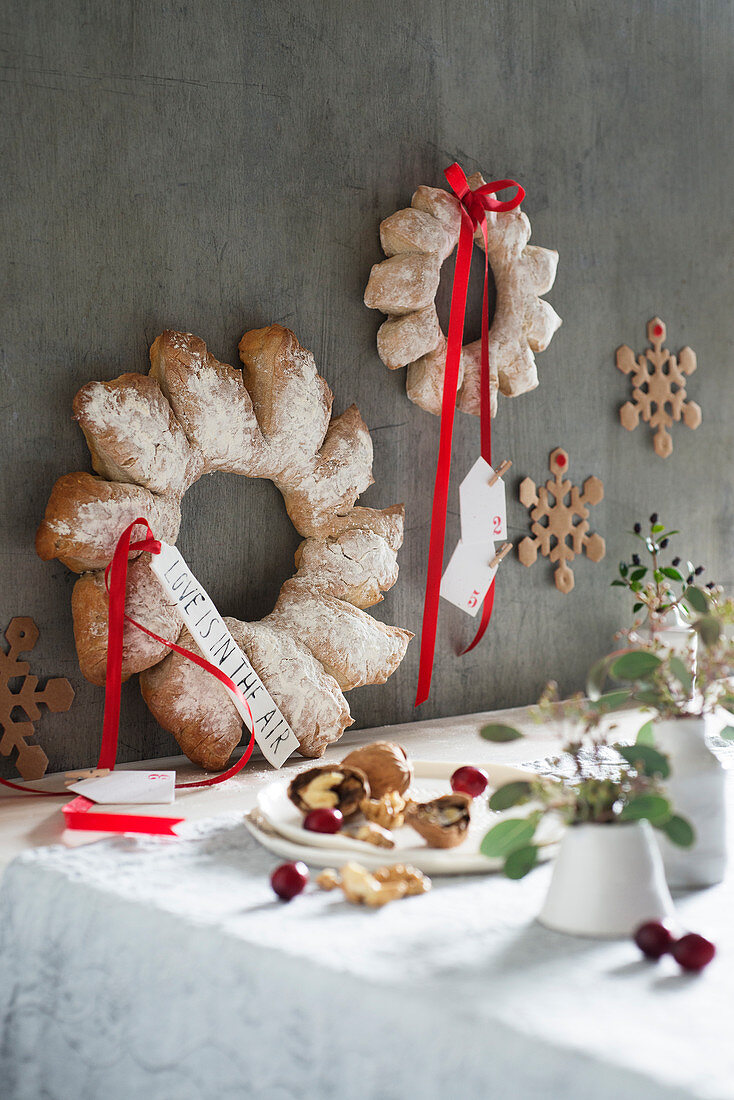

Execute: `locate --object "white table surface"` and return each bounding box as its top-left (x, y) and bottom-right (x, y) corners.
top-left (0, 709), bottom-right (731, 1100)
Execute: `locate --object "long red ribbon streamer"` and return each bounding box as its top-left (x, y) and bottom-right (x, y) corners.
top-left (415, 165), bottom-right (524, 704)
top-left (0, 519), bottom-right (257, 827)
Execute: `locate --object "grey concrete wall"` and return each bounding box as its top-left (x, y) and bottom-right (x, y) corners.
top-left (2, 0), bottom-right (733, 773)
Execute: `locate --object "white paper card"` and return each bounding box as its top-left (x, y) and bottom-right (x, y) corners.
top-left (459, 457), bottom-right (507, 544)
top-left (150, 541), bottom-right (300, 769)
top-left (69, 770), bottom-right (176, 804)
top-left (440, 539), bottom-right (498, 616)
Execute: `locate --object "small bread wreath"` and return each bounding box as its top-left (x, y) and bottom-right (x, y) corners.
top-left (364, 171), bottom-right (561, 417)
top-left (36, 325), bottom-right (412, 770)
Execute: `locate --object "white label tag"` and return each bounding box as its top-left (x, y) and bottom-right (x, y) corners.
top-left (440, 539), bottom-right (499, 616)
top-left (150, 542), bottom-right (300, 769)
top-left (459, 457), bottom-right (507, 544)
top-left (69, 770), bottom-right (176, 804)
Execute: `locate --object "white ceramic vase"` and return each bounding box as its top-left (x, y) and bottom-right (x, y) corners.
top-left (538, 820), bottom-right (674, 938)
top-left (648, 605), bottom-right (697, 663)
top-left (653, 716), bottom-right (727, 888)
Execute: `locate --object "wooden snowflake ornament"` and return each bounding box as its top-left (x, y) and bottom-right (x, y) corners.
top-left (518, 448), bottom-right (605, 594)
top-left (0, 617), bottom-right (74, 779)
top-left (616, 318), bottom-right (701, 458)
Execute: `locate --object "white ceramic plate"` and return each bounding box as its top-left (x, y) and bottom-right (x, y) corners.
top-left (251, 759), bottom-right (562, 875)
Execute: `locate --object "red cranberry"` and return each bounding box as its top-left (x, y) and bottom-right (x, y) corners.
top-left (450, 765), bottom-right (489, 798)
top-left (271, 861), bottom-right (309, 901)
top-left (634, 920), bottom-right (675, 959)
top-left (303, 807), bottom-right (343, 834)
top-left (671, 933), bottom-right (716, 972)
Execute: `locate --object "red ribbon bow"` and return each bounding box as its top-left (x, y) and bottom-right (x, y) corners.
top-left (414, 164), bottom-right (524, 707)
top-left (1, 519), bottom-right (256, 830)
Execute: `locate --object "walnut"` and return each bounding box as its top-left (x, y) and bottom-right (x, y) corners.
top-left (405, 793), bottom-right (471, 848)
top-left (288, 765), bottom-right (369, 819)
top-left (340, 863), bottom-right (406, 907)
top-left (360, 790), bottom-right (406, 829)
top-left (341, 741), bottom-right (413, 798)
top-left (316, 862), bottom-right (432, 907)
top-left (316, 868), bottom-right (341, 891)
top-left (374, 863), bottom-right (431, 896)
top-left (343, 823), bottom-right (395, 849)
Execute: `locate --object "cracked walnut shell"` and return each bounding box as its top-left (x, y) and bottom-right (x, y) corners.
top-left (288, 764), bottom-right (369, 819)
top-left (341, 741), bottom-right (412, 798)
top-left (405, 793), bottom-right (471, 848)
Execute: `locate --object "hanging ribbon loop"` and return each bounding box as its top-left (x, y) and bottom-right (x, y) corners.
top-left (1, 518), bottom-right (256, 808)
top-left (415, 163), bottom-right (524, 706)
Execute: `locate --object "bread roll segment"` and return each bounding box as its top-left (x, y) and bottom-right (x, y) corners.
top-left (37, 324), bottom-right (411, 768)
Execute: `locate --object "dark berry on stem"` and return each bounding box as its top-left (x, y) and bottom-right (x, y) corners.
top-left (706, 582), bottom-right (716, 590)
top-left (633, 523), bottom-right (642, 534)
top-left (451, 765), bottom-right (489, 798)
top-left (695, 565), bottom-right (704, 576)
top-left (271, 861), bottom-right (309, 901)
top-left (672, 557), bottom-right (681, 567)
top-left (671, 933), bottom-right (716, 972)
top-left (634, 920), bottom-right (675, 959)
top-left (632, 553), bottom-right (640, 566)
top-left (650, 512), bottom-right (658, 524)
top-left (660, 538), bottom-right (669, 548)
top-left (303, 807), bottom-right (343, 834)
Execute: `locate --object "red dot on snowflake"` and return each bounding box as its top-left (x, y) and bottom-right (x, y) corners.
top-left (556, 454), bottom-right (566, 467)
top-left (653, 324), bottom-right (663, 337)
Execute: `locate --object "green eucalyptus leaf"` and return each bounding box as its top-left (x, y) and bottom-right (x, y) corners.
top-left (619, 562), bottom-right (629, 577)
top-left (636, 720), bottom-right (655, 745)
top-left (684, 585), bottom-right (709, 613)
top-left (619, 794), bottom-right (671, 825)
top-left (633, 601), bottom-right (644, 613)
top-left (630, 581), bottom-right (643, 593)
top-left (694, 615), bottom-right (721, 648)
top-left (480, 817), bottom-right (537, 858)
top-left (479, 723), bottom-right (524, 743)
top-left (611, 580), bottom-right (626, 588)
top-left (661, 567), bottom-right (683, 582)
top-left (651, 523), bottom-right (665, 534)
top-left (659, 814), bottom-right (695, 848)
top-left (611, 651), bottom-right (663, 681)
top-left (504, 844), bottom-right (539, 879)
top-left (488, 781), bottom-right (533, 811)
top-left (616, 743), bottom-right (670, 779)
top-left (653, 569), bottom-right (664, 584)
top-left (589, 689), bottom-right (631, 712)
top-left (668, 655), bottom-right (693, 695)
top-left (636, 689), bottom-right (664, 707)
top-left (630, 568), bottom-right (648, 582)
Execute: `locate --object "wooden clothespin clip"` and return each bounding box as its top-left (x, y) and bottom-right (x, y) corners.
top-left (488, 459), bottom-right (512, 486)
top-left (489, 542), bottom-right (513, 570)
top-left (64, 768), bottom-right (111, 787)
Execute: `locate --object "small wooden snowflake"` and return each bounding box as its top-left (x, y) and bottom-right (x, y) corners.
top-left (518, 448), bottom-right (605, 595)
top-left (616, 318), bottom-right (701, 458)
top-left (0, 617), bottom-right (74, 780)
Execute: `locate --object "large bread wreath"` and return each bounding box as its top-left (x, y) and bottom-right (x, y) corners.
top-left (36, 325), bottom-right (412, 770)
top-left (364, 171), bottom-right (561, 417)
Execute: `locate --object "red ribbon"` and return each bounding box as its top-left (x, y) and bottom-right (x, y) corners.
top-left (0, 519), bottom-right (257, 828)
top-left (415, 164), bottom-right (524, 705)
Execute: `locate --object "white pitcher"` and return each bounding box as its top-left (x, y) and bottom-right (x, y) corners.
top-left (653, 715), bottom-right (727, 888)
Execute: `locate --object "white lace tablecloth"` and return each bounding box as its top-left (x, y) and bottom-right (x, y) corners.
top-left (0, 803), bottom-right (731, 1100)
